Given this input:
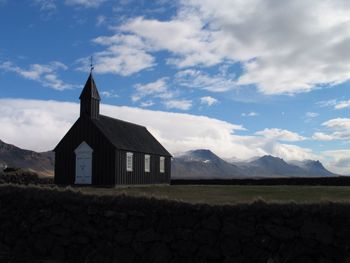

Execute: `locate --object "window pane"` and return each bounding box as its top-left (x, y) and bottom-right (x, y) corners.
top-left (145, 154), bottom-right (150, 172)
top-left (127, 152), bottom-right (133, 172)
top-left (160, 156), bottom-right (165, 173)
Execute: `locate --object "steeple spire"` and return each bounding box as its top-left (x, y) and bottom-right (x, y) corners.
top-left (90, 56), bottom-right (94, 73)
top-left (79, 73), bottom-right (100, 119)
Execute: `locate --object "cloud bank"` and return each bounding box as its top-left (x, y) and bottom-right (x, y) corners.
top-left (0, 98), bottom-right (313, 161)
top-left (313, 118), bottom-right (350, 141)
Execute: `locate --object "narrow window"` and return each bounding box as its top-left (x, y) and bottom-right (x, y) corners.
top-left (145, 154), bottom-right (150, 172)
top-left (126, 152), bottom-right (133, 172)
top-left (160, 156), bottom-right (165, 173)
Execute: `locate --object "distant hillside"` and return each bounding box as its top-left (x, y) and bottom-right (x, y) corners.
top-left (172, 149), bottom-right (244, 179)
top-left (234, 155), bottom-right (336, 178)
top-left (0, 140), bottom-right (54, 177)
top-left (172, 150), bottom-right (337, 179)
top-left (289, 159), bottom-right (335, 177)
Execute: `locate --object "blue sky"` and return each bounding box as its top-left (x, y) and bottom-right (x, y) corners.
top-left (1, 0), bottom-right (350, 174)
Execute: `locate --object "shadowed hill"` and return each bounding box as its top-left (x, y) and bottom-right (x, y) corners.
top-left (0, 140), bottom-right (54, 177)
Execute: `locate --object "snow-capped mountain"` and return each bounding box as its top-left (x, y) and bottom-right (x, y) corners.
top-left (172, 150), bottom-right (337, 179)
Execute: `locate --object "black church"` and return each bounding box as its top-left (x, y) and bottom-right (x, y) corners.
top-left (54, 73), bottom-right (172, 185)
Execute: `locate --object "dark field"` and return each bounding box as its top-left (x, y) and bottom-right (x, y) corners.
top-left (2, 170), bottom-right (350, 205)
top-left (72, 184), bottom-right (350, 205)
top-left (171, 176), bottom-right (350, 186)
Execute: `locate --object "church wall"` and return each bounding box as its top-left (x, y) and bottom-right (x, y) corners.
top-left (54, 117), bottom-right (115, 185)
top-left (55, 116), bottom-right (171, 186)
top-left (115, 150), bottom-right (171, 185)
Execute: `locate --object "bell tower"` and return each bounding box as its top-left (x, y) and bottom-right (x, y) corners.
top-left (79, 73), bottom-right (100, 119)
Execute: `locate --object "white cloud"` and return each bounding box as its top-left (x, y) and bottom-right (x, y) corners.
top-left (132, 77), bottom-right (169, 102)
top-left (317, 99), bottom-right (338, 108)
top-left (323, 150), bottom-right (350, 175)
top-left (96, 15), bottom-right (106, 26)
top-left (266, 143), bottom-right (314, 162)
top-left (313, 118), bottom-right (350, 141)
top-left (335, 100), bottom-right (350, 109)
top-left (306, 112), bottom-right (319, 118)
top-left (100, 90), bottom-right (118, 98)
top-left (0, 99), bottom-right (78, 152)
top-left (312, 132), bottom-right (334, 141)
top-left (317, 99), bottom-right (350, 110)
top-left (184, 0), bottom-right (350, 95)
top-left (78, 35), bottom-right (155, 76)
top-left (323, 118), bottom-right (350, 139)
top-left (241, 112), bottom-right (259, 117)
top-left (120, 16), bottom-right (222, 68)
top-left (175, 69), bottom-right (236, 92)
top-left (77, 49), bottom-right (154, 76)
top-left (132, 78), bottom-right (191, 109)
top-left (0, 99), bottom-right (319, 165)
top-left (0, 61), bottom-right (77, 90)
top-left (89, 1), bottom-right (350, 95)
top-left (323, 118), bottom-right (350, 130)
top-left (163, 99), bottom-right (192, 111)
top-left (255, 128), bottom-right (306, 142)
top-left (200, 96), bottom-right (218, 106)
top-left (34, 0), bottom-right (56, 11)
top-left (65, 0), bottom-right (106, 8)
top-left (140, 101), bottom-right (154, 108)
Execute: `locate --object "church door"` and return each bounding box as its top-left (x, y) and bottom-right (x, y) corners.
top-left (74, 141), bottom-right (93, 184)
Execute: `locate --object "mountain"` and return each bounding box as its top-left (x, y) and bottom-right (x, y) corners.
top-left (238, 155), bottom-right (305, 177)
top-left (289, 159), bottom-right (336, 177)
top-left (0, 140), bottom-right (54, 176)
top-left (172, 149), bottom-right (244, 179)
top-left (236, 155), bottom-right (336, 177)
top-left (0, 140), bottom-right (337, 179)
top-left (172, 150), bottom-right (337, 179)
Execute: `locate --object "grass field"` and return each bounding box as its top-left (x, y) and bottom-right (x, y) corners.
top-left (70, 185), bottom-right (350, 205)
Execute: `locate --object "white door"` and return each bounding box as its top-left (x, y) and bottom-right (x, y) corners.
top-left (74, 141), bottom-right (93, 185)
top-left (76, 156), bottom-right (92, 184)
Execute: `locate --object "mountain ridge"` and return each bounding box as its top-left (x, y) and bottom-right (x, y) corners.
top-left (172, 149), bottom-right (244, 179)
top-left (0, 140), bottom-right (338, 179)
top-left (172, 149), bottom-right (338, 179)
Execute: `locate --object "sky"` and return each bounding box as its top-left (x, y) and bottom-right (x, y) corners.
top-left (0, 0), bottom-right (350, 174)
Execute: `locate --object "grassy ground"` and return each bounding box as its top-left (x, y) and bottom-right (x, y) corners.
top-left (69, 185), bottom-right (350, 205)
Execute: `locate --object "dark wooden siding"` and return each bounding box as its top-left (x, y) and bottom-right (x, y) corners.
top-left (115, 150), bottom-right (171, 185)
top-left (54, 117), bottom-right (115, 185)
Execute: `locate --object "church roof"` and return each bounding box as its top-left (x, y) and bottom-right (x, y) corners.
top-left (92, 115), bottom-right (172, 157)
top-left (79, 73), bottom-right (100, 100)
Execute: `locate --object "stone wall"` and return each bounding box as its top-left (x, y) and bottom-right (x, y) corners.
top-left (0, 185), bottom-right (349, 263)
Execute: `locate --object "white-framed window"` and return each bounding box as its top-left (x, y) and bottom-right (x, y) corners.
top-left (160, 156), bottom-right (165, 173)
top-left (145, 154), bottom-right (150, 172)
top-left (126, 152), bottom-right (133, 172)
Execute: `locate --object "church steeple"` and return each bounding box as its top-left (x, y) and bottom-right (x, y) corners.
top-left (79, 73), bottom-right (100, 119)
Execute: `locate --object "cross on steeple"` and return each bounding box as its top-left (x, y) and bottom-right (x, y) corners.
top-left (90, 56), bottom-right (94, 73)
